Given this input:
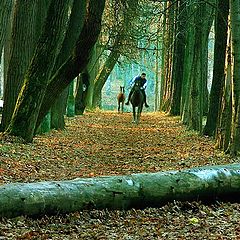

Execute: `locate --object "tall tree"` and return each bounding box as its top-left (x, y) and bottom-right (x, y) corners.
top-left (4, 0), bottom-right (72, 142)
top-left (228, 0), bottom-right (240, 155)
top-left (51, 0), bottom-right (87, 129)
top-left (160, 0), bottom-right (175, 112)
top-left (215, 39), bottom-right (232, 152)
top-left (1, 0), bottom-right (41, 131)
top-left (183, 0), bottom-right (215, 132)
top-left (92, 40), bottom-right (121, 108)
top-left (169, 0), bottom-right (186, 115)
top-left (0, 0), bottom-right (14, 59)
top-left (35, 0), bottom-right (106, 135)
top-left (203, 0), bottom-right (229, 137)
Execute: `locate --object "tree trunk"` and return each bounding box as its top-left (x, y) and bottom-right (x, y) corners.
top-left (1, 0), bottom-right (39, 131)
top-left (75, 72), bottom-right (90, 115)
top-left (188, 1), bottom-right (214, 132)
top-left (0, 164), bottom-right (240, 218)
top-left (181, 4), bottom-right (195, 125)
top-left (215, 36), bottom-right (232, 151)
top-left (229, 0), bottom-right (240, 155)
top-left (50, 0), bottom-right (87, 129)
top-left (160, 1), bottom-right (174, 112)
top-left (36, 0), bottom-right (106, 131)
top-left (203, 0), bottom-right (229, 137)
top-left (92, 50), bottom-right (120, 108)
top-left (3, 0), bottom-right (72, 142)
top-left (51, 87), bottom-right (69, 130)
top-left (66, 80), bottom-right (75, 117)
top-left (169, 0), bottom-right (186, 116)
top-left (0, 0), bottom-right (14, 58)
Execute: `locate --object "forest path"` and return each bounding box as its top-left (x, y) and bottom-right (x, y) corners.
top-left (0, 111), bottom-right (234, 184)
top-left (1, 111), bottom-right (239, 240)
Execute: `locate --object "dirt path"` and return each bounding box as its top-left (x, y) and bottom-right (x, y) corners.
top-left (0, 111), bottom-right (234, 184)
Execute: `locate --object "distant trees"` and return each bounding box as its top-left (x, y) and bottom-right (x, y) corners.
top-left (86, 0), bottom-right (163, 109)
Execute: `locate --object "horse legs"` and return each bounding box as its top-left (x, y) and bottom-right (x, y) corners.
top-left (136, 105), bottom-right (143, 124)
top-left (132, 106), bottom-right (136, 123)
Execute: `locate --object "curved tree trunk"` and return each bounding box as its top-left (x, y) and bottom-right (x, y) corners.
top-left (36, 0), bottom-right (106, 132)
top-left (0, 164), bottom-right (240, 218)
top-left (92, 50), bottom-right (120, 108)
top-left (50, 0), bottom-right (87, 129)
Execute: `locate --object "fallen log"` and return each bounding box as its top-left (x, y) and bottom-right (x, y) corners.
top-left (1, 163), bottom-right (240, 218)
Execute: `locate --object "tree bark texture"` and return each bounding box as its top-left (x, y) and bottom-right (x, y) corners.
top-left (36, 0), bottom-right (106, 130)
top-left (160, 1), bottom-right (174, 112)
top-left (169, 0), bottom-right (186, 116)
top-left (229, 0), bottom-right (240, 155)
top-left (50, 0), bottom-right (86, 129)
top-left (188, 0), bottom-right (214, 132)
top-left (4, 0), bottom-right (71, 142)
top-left (1, 0), bottom-right (39, 130)
top-left (203, 0), bottom-right (229, 137)
top-left (0, 164), bottom-right (240, 218)
top-left (216, 36), bottom-right (232, 151)
top-left (0, 0), bottom-right (14, 58)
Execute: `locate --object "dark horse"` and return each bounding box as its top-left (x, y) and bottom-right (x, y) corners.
top-left (130, 80), bottom-right (144, 124)
top-left (117, 86), bottom-right (125, 113)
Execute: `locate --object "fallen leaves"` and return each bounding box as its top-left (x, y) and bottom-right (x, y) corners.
top-left (0, 111), bottom-right (239, 239)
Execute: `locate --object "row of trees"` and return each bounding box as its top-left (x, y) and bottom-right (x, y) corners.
top-left (158, 0), bottom-right (240, 156)
top-left (0, 0), bottom-right (153, 142)
top-left (0, 0), bottom-right (240, 157)
top-left (0, 0), bottom-right (106, 142)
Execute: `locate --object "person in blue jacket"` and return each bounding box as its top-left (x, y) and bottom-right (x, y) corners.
top-left (125, 72), bottom-right (149, 108)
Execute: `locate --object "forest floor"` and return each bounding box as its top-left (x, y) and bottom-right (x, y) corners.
top-left (0, 111), bottom-right (240, 239)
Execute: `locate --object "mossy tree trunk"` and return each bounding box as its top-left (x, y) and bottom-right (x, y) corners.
top-left (51, 87), bottom-right (69, 130)
top-left (4, 0), bottom-right (71, 142)
top-left (1, 0), bottom-right (41, 131)
top-left (0, 164), bottom-right (240, 218)
top-left (181, 6), bottom-right (194, 124)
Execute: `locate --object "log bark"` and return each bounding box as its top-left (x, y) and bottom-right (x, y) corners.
top-left (0, 164), bottom-right (240, 218)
